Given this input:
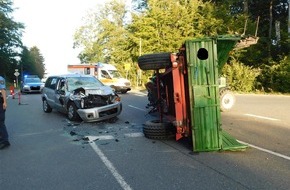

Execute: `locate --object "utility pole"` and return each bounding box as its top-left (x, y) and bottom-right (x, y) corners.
top-left (137, 38), bottom-right (142, 87)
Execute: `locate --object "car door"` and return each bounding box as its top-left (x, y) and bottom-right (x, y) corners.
top-left (45, 77), bottom-right (58, 108)
top-left (53, 77), bottom-right (67, 113)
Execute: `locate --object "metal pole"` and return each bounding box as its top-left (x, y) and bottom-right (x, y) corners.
top-left (137, 38), bottom-right (142, 87)
top-left (255, 16), bottom-right (260, 37)
top-left (155, 69), bottom-right (163, 122)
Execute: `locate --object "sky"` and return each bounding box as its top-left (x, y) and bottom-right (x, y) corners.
top-left (12, 0), bottom-right (106, 76)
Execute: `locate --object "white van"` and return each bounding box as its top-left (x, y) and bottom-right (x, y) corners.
top-left (95, 63), bottom-right (131, 94)
top-left (67, 63), bottom-right (131, 93)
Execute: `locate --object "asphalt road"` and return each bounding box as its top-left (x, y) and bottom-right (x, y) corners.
top-left (1, 91), bottom-right (290, 190)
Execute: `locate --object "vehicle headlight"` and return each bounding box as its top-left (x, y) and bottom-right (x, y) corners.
top-left (110, 95), bottom-right (121, 103)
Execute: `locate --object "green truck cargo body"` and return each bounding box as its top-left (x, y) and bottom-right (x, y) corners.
top-left (185, 37), bottom-right (247, 152)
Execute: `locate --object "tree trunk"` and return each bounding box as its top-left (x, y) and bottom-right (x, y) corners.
top-left (269, 0), bottom-right (273, 39)
top-left (243, 0), bottom-right (248, 14)
top-left (268, 0), bottom-right (273, 59)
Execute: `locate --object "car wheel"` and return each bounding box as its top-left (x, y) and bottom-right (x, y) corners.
top-left (67, 102), bottom-right (80, 121)
top-left (143, 120), bottom-right (175, 140)
top-left (219, 88), bottom-right (235, 112)
top-left (138, 52), bottom-right (172, 70)
top-left (43, 99), bottom-right (52, 113)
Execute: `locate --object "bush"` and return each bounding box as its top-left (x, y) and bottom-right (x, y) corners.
top-left (257, 56), bottom-right (290, 93)
top-left (222, 58), bottom-right (259, 92)
top-left (274, 57), bottom-right (290, 92)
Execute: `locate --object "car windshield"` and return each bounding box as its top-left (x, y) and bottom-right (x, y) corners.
top-left (108, 70), bottom-right (122, 78)
top-left (25, 78), bottom-right (41, 83)
top-left (67, 76), bottom-right (103, 91)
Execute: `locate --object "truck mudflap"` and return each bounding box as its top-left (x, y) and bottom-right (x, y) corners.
top-left (220, 130), bottom-right (248, 151)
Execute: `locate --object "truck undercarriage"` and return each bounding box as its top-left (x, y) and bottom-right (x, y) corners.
top-left (138, 35), bottom-right (258, 152)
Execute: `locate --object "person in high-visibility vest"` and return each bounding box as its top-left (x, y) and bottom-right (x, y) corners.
top-left (0, 76), bottom-right (10, 149)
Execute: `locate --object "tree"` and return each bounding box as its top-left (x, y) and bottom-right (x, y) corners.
top-left (242, 0), bottom-right (288, 66)
top-left (19, 46), bottom-right (45, 79)
top-left (29, 46), bottom-right (45, 78)
top-left (74, 0), bottom-right (133, 81)
top-left (128, 0), bottom-right (229, 56)
top-left (75, 0), bottom-right (237, 86)
top-left (0, 0), bottom-right (24, 81)
top-left (74, 0), bottom-right (289, 91)
top-left (74, 0), bottom-right (130, 64)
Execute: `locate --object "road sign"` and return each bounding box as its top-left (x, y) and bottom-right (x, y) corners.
top-left (14, 71), bottom-right (20, 77)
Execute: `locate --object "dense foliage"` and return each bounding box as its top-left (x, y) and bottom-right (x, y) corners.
top-left (20, 46), bottom-right (45, 79)
top-left (0, 0), bottom-right (23, 82)
top-left (0, 0), bottom-right (45, 84)
top-left (222, 57), bottom-right (259, 92)
top-left (73, 0), bottom-right (289, 92)
top-left (1, 0), bottom-right (289, 92)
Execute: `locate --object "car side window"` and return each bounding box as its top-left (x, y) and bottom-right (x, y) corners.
top-left (44, 77), bottom-right (52, 88)
top-left (50, 78), bottom-right (57, 90)
top-left (57, 78), bottom-right (66, 91)
top-left (45, 77), bottom-right (58, 90)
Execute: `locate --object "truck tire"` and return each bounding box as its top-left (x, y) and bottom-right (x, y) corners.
top-left (138, 52), bottom-right (172, 70)
top-left (120, 89), bottom-right (128, 94)
top-left (143, 120), bottom-right (175, 140)
top-left (219, 88), bottom-right (235, 112)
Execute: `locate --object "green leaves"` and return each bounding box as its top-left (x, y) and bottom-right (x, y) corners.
top-left (73, 0), bottom-right (289, 92)
top-left (0, 0), bottom-right (24, 80)
top-left (20, 46), bottom-right (45, 78)
top-left (222, 57), bottom-right (259, 92)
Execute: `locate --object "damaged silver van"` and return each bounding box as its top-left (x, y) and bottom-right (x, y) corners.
top-left (41, 74), bottom-right (122, 122)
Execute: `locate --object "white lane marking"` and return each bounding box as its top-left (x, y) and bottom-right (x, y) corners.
top-left (128, 105), bottom-right (146, 112)
top-left (87, 133), bottom-right (144, 140)
top-left (238, 140), bottom-right (290, 161)
top-left (18, 129), bottom-right (61, 137)
top-left (244, 114), bottom-right (279, 121)
top-left (88, 137), bottom-right (133, 190)
top-left (124, 132), bottom-right (144, 138)
top-left (86, 135), bottom-right (115, 141)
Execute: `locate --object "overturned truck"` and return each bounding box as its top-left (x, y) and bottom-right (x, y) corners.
top-left (138, 35), bottom-right (258, 152)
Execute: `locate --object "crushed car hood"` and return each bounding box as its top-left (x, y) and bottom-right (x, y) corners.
top-left (73, 85), bottom-right (114, 96)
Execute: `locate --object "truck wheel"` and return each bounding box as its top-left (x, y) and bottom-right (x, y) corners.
top-left (67, 102), bottom-right (81, 121)
top-left (43, 99), bottom-right (52, 113)
top-left (138, 52), bottom-right (172, 70)
top-left (220, 89), bottom-right (235, 112)
top-left (120, 90), bottom-right (127, 94)
top-left (143, 120), bottom-right (175, 140)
